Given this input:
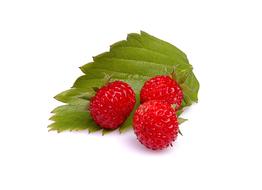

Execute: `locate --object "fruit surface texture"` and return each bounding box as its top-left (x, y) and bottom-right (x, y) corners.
top-left (133, 100), bottom-right (179, 150)
top-left (140, 75), bottom-right (183, 110)
top-left (90, 81), bottom-right (136, 129)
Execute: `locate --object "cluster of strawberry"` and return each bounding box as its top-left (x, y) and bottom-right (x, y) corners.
top-left (89, 75), bottom-right (184, 150)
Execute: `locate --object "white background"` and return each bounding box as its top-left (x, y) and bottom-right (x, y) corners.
top-left (0, 0), bottom-right (261, 189)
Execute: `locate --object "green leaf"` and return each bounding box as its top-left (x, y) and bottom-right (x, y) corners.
top-left (50, 31), bottom-right (200, 133)
top-left (91, 58), bottom-right (172, 77)
top-left (140, 31), bottom-right (188, 60)
top-left (54, 88), bottom-right (83, 103)
top-left (49, 99), bottom-right (101, 133)
top-left (54, 88), bottom-right (96, 103)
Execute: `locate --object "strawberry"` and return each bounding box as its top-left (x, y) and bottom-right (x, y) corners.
top-left (89, 81), bottom-right (136, 129)
top-left (140, 75), bottom-right (183, 110)
top-left (133, 100), bottom-right (179, 150)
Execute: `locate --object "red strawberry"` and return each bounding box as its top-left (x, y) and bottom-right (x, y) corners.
top-left (133, 100), bottom-right (179, 150)
top-left (140, 75), bottom-right (183, 110)
top-left (90, 81), bottom-right (136, 129)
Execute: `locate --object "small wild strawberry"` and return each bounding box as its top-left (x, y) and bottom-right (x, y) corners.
top-left (90, 81), bottom-right (136, 129)
top-left (140, 75), bottom-right (183, 110)
top-left (133, 100), bottom-right (179, 150)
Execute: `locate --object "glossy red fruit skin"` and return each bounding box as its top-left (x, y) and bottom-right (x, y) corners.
top-left (140, 75), bottom-right (183, 110)
top-left (133, 100), bottom-right (179, 150)
top-left (90, 81), bottom-right (136, 129)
